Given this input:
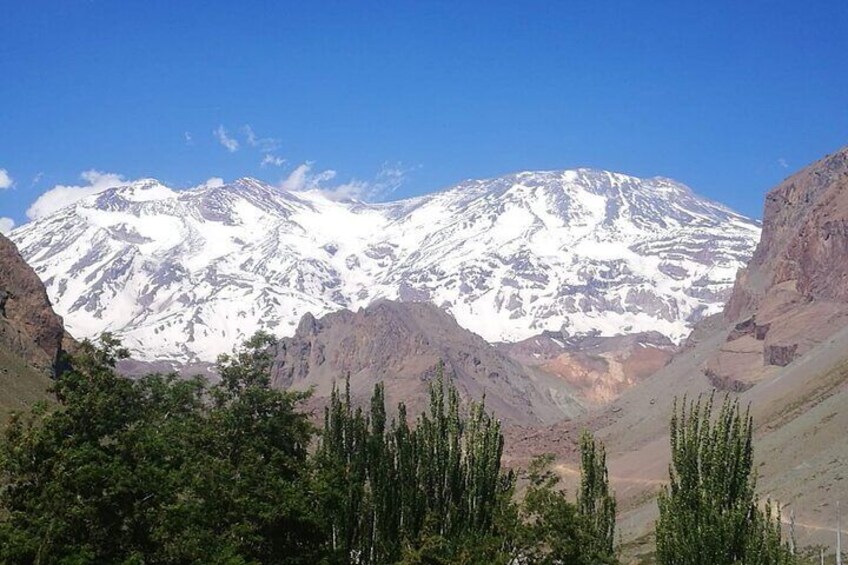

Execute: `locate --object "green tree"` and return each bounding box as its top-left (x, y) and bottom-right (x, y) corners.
top-left (655, 394), bottom-right (796, 565)
top-left (578, 430), bottom-right (616, 557)
top-left (314, 375), bottom-right (371, 561)
top-left (1, 331), bottom-right (620, 564)
top-left (316, 367), bottom-right (515, 563)
top-left (185, 331), bottom-right (323, 563)
top-left (0, 333), bottom-right (324, 564)
top-left (515, 453), bottom-right (618, 565)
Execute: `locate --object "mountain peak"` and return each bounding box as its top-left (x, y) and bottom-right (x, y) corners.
top-left (11, 167), bottom-right (760, 363)
top-left (232, 177), bottom-right (270, 189)
top-left (93, 178), bottom-right (174, 202)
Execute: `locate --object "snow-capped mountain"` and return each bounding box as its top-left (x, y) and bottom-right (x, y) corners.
top-left (10, 170), bottom-right (761, 362)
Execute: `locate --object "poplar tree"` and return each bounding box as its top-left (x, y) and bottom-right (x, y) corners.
top-left (578, 430), bottom-right (616, 557)
top-left (316, 366), bottom-right (511, 563)
top-left (655, 394), bottom-right (796, 565)
top-left (315, 375), bottom-right (370, 561)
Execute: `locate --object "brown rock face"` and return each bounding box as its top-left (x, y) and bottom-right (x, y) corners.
top-left (727, 147), bottom-right (848, 316)
top-left (712, 147), bottom-right (848, 388)
top-left (0, 234), bottom-right (65, 374)
top-left (270, 300), bottom-right (584, 426)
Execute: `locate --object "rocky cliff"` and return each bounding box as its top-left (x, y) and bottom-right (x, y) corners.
top-left (0, 233), bottom-right (65, 375)
top-left (0, 233), bottom-right (72, 418)
top-left (708, 146), bottom-right (848, 388)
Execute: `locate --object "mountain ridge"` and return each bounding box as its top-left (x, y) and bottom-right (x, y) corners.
top-left (11, 168), bottom-right (760, 362)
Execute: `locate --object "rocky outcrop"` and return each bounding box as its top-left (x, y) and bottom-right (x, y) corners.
top-left (0, 234), bottom-right (65, 375)
top-left (709, 146), bottom-right (848, 388)
top-left (763, 343), bottom-right (799, 367)
top-left (270, 300), bottom-right (584, 426)
top-left (726, 316), bottom-right (771, 342)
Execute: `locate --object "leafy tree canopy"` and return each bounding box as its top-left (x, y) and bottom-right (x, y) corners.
top-left (0, 334), bottom-right (618, 564)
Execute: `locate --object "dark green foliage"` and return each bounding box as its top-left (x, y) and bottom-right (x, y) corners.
top-left (514, 454), bottom-right (618, 565)
top-left (578, 430), bottom-right (616, 557)
top-left (0, 334), bottom-right (619, 563)
top-left (316, 368), bottom-right (513, 563)
top-left (655, 394), bottom-right (796, 565)
top-left (316, 369), bottom-right (620, 564)
top-left (0, 333), bottom-right (322, 564)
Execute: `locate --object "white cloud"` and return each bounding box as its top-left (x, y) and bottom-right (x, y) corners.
top-left (279, 163), bottom-right (336, 192)
top-left (242, 125), bottom-right (280, 152)
top-left (318, 162), bottom-right (413, 202)
top-left (372, 161), bottom-right (413, 200)
top-left (214, 125), bottom-right (239, 153)
top-left (0, 169), bottom-right (13, 190)
top-left (321, 179), bottom-right (373, 201)
top-left (279, 164), bottom-right (310, 191)
top-left (243, 125), bottom-right (258, 146)
top-left (26, 170), bottom-right (125, 220)
top-left (193, 177), bottom-right (225, 190)
top-left (0, 217), bottom-right (15, 234)
top-left (184, 131), bottom-right (193, 145)
top-left (777, 157), bottom-right (789, 169)
top-left (261, 154), bottom-right (286, 168)
top-left (278, 161), bottom-right (412, 202)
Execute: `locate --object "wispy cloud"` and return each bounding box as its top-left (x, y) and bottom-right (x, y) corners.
top-left (26, 170), bottom-right (125, 220)
top-left (261, 154), bottom-right (286, 168)
top-left (279, 163), bottom-right (336, 192)
top-left (184, 131), bottom-right (193, 145)
top-left (214, 125), bottom-right (239, 153)
top-left (0, 217), bottom-right (14, 234)
top-left (371, 161), bottom-right (415, 200)
top-left (278, 161), bottom-right (413, 202)
top-left (242, 125), bottom-right (280, 152)
top-left (777, 157), bottom-right (789, 169)
top-left (243, 125), bottom-right (258, 146)
top-left (0, 168), bottom-right (13, 190)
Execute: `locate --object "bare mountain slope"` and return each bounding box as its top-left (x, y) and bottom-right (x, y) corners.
top-left (597, 314), bottom-right (848, 553)
top-left (497, 331), bottom-right (674, 407)
top-left (505, 302), bottom-right (848, 554)
top-left (270, 300), bottom-right (583, 426)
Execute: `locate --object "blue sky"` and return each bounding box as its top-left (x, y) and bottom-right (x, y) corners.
top-left (1, 1), bottom-right (846, 229)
